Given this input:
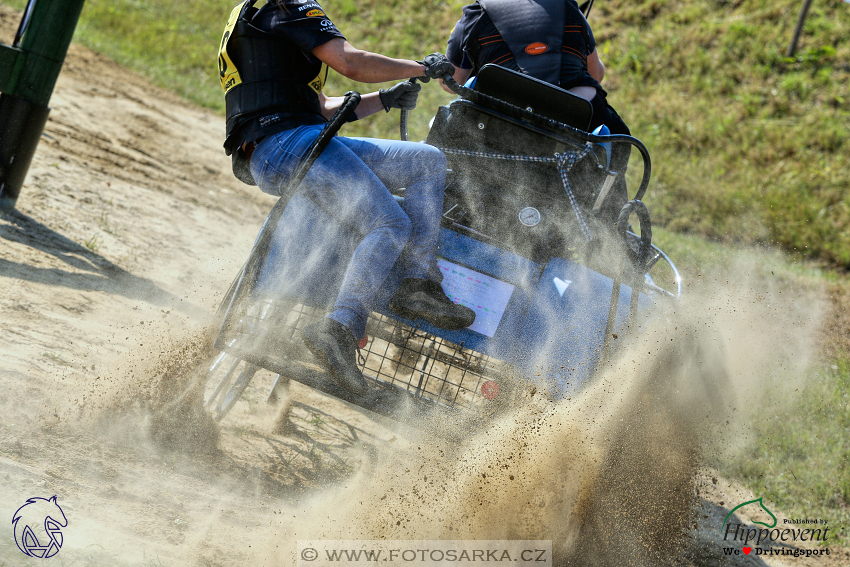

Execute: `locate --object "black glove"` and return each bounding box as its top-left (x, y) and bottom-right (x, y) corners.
top-left (417, 53), bottom-right (455, 82)
top-left (379, 80), bottom-right (421, 112)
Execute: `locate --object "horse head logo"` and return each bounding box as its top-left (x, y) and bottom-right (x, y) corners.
top-left (722, 497), bottom-right (777, 533)
top-left (12, 495), bottom-right (68, 558)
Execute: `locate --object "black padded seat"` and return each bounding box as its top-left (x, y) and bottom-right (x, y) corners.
top-left (472, 64), bottom-right (593, 132)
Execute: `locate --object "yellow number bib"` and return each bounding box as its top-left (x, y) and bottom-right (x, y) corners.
top-left (218, 0), bottom-right (329, 96)
top-left (218, 1), bottom-right (260, 93)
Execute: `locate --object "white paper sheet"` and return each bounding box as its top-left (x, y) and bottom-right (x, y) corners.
top-left (436, 258), bottom-right (515, 337)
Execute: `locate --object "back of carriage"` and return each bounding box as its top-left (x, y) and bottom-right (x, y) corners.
top-left (202, 65), bottom-right (681, 423)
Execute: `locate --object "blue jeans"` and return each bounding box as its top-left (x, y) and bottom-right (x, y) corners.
top-left (250, 125), bottom-right (447, 339)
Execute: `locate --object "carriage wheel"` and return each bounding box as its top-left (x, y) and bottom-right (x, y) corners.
top-left (203, 350), bottom-right (259, 421)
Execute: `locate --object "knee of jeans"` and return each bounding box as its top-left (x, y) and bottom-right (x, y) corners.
top-left (408, 144), bottom-right (448, 177)
top-left (417, 145), bottom-right (447, 175)
top-left (395, 212), bottom-right (413, 236)
top-left (384, 211), bottom-right (412, 244)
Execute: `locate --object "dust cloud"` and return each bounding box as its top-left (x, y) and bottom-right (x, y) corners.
top-left (42, 222), bottom-right (821, 567)
top-left (244, 258), bottom-right (822, 567)
top-left (43, 219), bottom-right (821, 567)
top-left (73, 322), bottom-right (222, 458)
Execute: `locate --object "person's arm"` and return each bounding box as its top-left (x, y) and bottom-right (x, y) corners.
top-left (318, 91), bottom-right (385, 121)
top-left (319, 78), bottom-right (422, 120)
top-left (439, 65), bottom-right (470, 93)
top-left (588, 49), bottom-right (605, 83)
top-left (441, 6), bottom-right (477, 94)
top-left (313, 38), bottom-right (425, 83)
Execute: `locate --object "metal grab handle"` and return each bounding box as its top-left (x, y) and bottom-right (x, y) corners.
top-left (600, 199), bottom-right (654, 358)
top-left (289, 90), bottom-right (361, 193)
top-left (617, 199), bottom-right (653, 326)
top-left (616, 199), bottom-right (653, 271)
top-left (399, 78), bottom-right (418, 141)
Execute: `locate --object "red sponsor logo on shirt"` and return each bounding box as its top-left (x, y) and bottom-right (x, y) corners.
top-left (305, 9), bottom-right (325, 17)
top-left (525, 42), bottom-right (548, 55)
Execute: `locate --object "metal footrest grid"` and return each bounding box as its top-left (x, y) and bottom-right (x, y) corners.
top-left (214, 297), bottom-right (510, 414)
top-left (360, 312), bottom-right (508, 411)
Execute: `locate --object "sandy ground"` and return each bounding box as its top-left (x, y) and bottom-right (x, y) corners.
top-left (0, 5), bottom-right (847, 566)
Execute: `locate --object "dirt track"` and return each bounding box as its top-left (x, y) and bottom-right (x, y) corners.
top-left (0, 5), bottom-right (847, 566)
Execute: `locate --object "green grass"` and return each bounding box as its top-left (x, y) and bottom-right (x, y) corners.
top-left (717, 359), bottom-right (850, 544)
top-left (656, 227), bottom-right (849, 544)
top-left (656, 231), bottom-right (850, 545)
top-left (591, 0), bottom-right (850, 267)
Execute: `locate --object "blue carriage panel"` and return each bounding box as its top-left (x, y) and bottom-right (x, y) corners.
top-left (516, 258), bottom-right (652, 398)
top-left (374, 228), bottom-right (543, 360)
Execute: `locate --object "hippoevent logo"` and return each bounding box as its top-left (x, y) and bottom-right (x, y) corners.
top-left (12, 496), bottom-right (68, 558)
top-left (721, 497), bottom-right (832, 558)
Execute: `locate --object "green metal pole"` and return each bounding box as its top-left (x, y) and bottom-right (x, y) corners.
top-left (0, 0), bottom-right (87, 211)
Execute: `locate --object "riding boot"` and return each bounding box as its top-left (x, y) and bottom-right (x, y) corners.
top-left (389, 278), bottom-right (476, 330)
top-left (301, 317), bottom-right (368, 395)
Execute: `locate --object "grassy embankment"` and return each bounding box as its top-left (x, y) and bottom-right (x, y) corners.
top-left (16, 0), bottom-right (846, 268)
top-left (2, 0), bottom-right (847, 544)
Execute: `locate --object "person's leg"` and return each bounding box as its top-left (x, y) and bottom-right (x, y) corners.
top-left (337, 137), bottom-right (445, 281)
top-left (337, 137), bottom-right (476, 330)
top-left (250, 127), bottom-right (413, 393)
top-left (251, 126), bottom-right (412, 339)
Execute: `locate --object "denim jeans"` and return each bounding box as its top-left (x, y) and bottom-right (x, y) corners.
top-left (250, 125), bottom-right (447, 339)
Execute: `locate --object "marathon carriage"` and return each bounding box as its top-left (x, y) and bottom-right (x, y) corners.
top-left (203, 65), bottom-right (680, 422)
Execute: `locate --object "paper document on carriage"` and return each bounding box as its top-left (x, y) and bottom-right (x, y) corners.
top-left (437, 258), bottom-right (514, 337)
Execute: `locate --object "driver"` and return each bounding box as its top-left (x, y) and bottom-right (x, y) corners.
top-left (219, 0), bottom-right (475, 395)
top-left (442, 0), bottom-right (631, 220)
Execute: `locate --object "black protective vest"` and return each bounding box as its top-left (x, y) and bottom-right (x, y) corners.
top-left (478, 0), bottom-right (566, 85)
top-left (220, 0), bottom-right (325, 154)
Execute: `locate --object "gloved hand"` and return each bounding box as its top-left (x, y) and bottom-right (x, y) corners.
top-left (379, 80), bottom-right (422, 112)
top-left (417, 53), bottom-right (455, 82)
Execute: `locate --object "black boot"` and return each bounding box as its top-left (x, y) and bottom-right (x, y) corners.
top-left (389, 278), bottom-right (476, 331)
top-left (301, 318), bottom-right (368, 395)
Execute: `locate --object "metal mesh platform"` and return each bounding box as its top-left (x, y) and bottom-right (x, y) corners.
top-left (360, 312), bottom-right (509, 411)
top-left (216, 297), bottom-right (512, 415)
